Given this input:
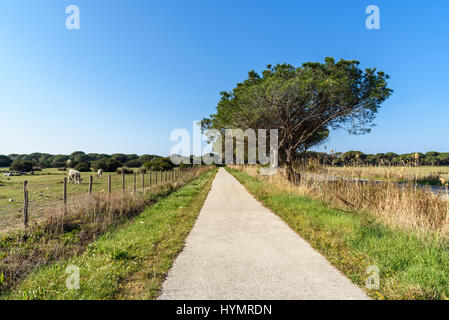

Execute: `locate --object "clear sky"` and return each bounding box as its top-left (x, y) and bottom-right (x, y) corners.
top-left (1, 0), bottom-right (448, 156)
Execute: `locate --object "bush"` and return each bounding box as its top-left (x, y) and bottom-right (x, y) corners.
top-left (111, 153), bottom-right (129, 164)
top-left (92, 158), bottom-right (121, 172)
top-left (144, 157), bottom-right (174, 171)
top-left (38, 160), bottom-right (51, 168)
top-left (138, 167), bottom-right (147, 174)
top-left (0, 155), bottom-right (12, 167)
top-left (116, 167), bottom-right (133, 174)
top-left (126, 159), bottom-right (143, 168)
top-left (66, 160), bottom-right (79, 168)
top-left (10, 160), bottom-right (34, 172)
top-left (74, 162), bottom-right (91, 172)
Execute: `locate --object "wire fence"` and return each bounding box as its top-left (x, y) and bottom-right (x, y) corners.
top-left (0, 168), bottom-right (200, 232)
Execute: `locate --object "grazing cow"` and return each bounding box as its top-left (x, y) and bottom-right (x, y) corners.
top-left (4, 172), bottom-right (11, 177)
top-left (68, 169), bottom-right (82, 184)
top-left (97, 169), bottom-right (103, 178)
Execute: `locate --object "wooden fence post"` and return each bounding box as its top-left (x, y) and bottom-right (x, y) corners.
top-left (142, 172), bottom-right (145, 191)
top-left (122, 171), bottom-right (125, 193)
top-left (108, 175), bottom-right (112, 194)
top-left (88, 175), bottom-right (93, 194)
top-left (133, 172), bottom-right (137, 195)
top-left (63, 177), bottom-right (67, 205)
top-left (149, 171), bottom-right (152, 188)
top-left (23, 180), bottom-right (29, 228)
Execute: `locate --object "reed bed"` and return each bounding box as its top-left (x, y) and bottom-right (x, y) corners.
top-left (230, 165), bottom-right (449, 238)
top-left (316, 165), bottom-right (449, 185)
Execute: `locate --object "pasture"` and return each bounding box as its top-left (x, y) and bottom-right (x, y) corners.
top-left (0, 168), bottom-right (170, 231)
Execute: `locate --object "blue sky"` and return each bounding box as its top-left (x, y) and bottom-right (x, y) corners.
top-left (0, 0), bottom-right (448, 156)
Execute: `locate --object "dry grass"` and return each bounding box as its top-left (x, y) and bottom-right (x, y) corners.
top-left (0, 166), bottom-right (211, 293)
top-left (227, 167), bottom-right (449, 299)
top-left (230, 165), bottom-right (449, 238)
top-left (316, 165), bottom-right (449, 185)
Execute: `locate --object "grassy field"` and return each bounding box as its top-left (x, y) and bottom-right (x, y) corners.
top-left (314, 166), bottom-right (449, 186)
top-left (1, 168), bottom-right (216, 299)
top-left (227, 167), bottom-right (449, 300)
top-left (0, 168), bottom-right (175, 232)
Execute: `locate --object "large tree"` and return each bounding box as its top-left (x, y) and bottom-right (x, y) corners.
top-left (202, 58), bottom-right (392, 181)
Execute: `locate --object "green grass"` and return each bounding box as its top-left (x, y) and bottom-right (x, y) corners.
top-left (0, 168), bottom-right (173, 231)
top-left (227, 168), bottom-right (449, 300)
top-left (2, 168), bottom-right (217, 300)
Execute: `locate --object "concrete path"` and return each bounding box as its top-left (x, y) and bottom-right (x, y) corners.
top-left (158, 168), bottom-right (369, 300)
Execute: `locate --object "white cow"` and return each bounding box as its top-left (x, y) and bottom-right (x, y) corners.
top-left (97, 169), bottom-right (103, 178)
top-left (68, 169), bottom-right (82, 184)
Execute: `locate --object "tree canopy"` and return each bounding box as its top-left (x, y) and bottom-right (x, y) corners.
top-left (202, 58), bottom-right (392, 180)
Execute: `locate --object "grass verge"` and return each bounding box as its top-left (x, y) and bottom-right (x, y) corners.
top-left (227, 168), bottom-right (449, 300)
top-left (1, 168), bottom-right (216, 299)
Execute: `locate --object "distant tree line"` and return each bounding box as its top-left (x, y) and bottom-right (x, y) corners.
top-left (0, 152), bottom-right (210, 173)
top-left (297, 151), bottom-right (449, 167)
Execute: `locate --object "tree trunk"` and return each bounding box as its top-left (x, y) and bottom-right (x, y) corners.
top-left (284, 148), bottom-right (300, 185)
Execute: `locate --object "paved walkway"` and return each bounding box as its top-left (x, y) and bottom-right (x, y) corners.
top-left (158, 168), bottom-right (369, 300)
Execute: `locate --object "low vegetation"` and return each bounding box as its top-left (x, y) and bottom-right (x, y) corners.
top-left (0, 166), bottom-right (213, 295)
top-left (2, 168), bottom-right (216, 299)
top-left (314, 165), bottom-right (449, 186)
top-left (297, 150), bottom-right (449, 167)
top-left (0, 168), bottom-right (181, 231)
top-left (228, 166), bottom-right (449, 300)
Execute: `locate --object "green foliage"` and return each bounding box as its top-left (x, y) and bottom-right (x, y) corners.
top-left (126, 159), bottom-right (143, 168)
top-left (229, 168), bottom-right (449, 300)
top-left (139, 154), bottom-right (160, 163)
top-left (143, 158), bottom-right (174, 171)
top-left (0, 155), bottom-right (12, 167)
top-left (10, 160), bottom-right (34, 172)
top-left (111, 154), bottom-right (129, 164)
top-left (116, 167), bottom-right (133, 174)
top-left (74, 162), bottom-right (91, 172)
top-left (341, 151), bottom-right (367, 165)
top-left (126, 154), bottom-right (139, 161)
top-left (297, 150), bottom-right (449, 167)
top-left (202, 58), bottom-right (392, 177)
top-left (92, 158), bottom-right (121, 172)
top-left (2, 169), bottom-right (216, 299)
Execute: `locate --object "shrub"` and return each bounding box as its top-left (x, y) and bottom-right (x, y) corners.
top-left (37, 160), bottom-right (51, 168)
top-left (126, 159), bottom-right (143, 168)
top-left (74, 162), bottom-right (91, 172)
top-left (111, 153), bottom-right (129, 164)
top-left (10, 160), bottom-right (34, 172)
top-left (116, 167), bottom-right (133, 174)
top-left (66, 159), bottom-right (78, 168)
top-left (92, 158), bottom-right (121, 172)
top-left (144, 157), bottom-right (174, 171)
top-left (138, 167), bottom-right (147, 174)
top-left (0, 155), bottom-right (12, 167)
